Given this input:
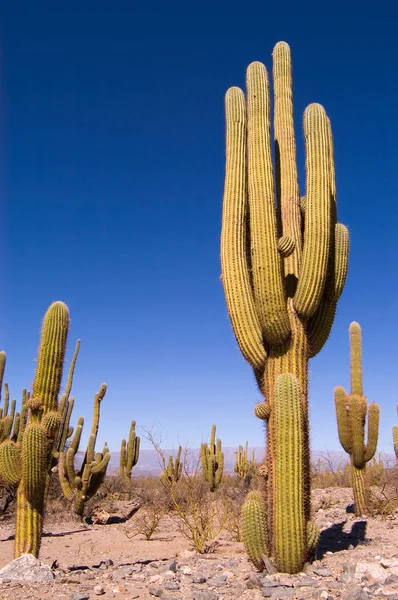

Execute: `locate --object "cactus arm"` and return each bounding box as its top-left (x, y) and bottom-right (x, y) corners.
top-left (3, 383), bottom-right (9, 417)
top-left (63, 340), bottom-right (80, 401)
top-left (334, 386), bottom-right (352, 453)
top-left (294, 104), bottom-right (331, 318)
top-left (246, 61), bottom-right (290, 345)
top-left (120, 438), bottom-right (127, 477)
top-left (307, 297), bottom-right (337, 358)
top-left (58, 452), bottom-right (74, 501)
top-left (221, 87), bottom-right (266, 370)
top-left (21, 424), bottom-right (47, 503)
top-left (0, 351), bottom-right (6, 403)
top-left (0, 440), bottom-right (22, 485)
top-left (56, 396), bottom-right (75, 455)
top-left (272, 41), bottom-right (302, 277)
top-left (364, 402), bottom-right (379, 462)
top-left (324, 224), bottom-right (350, 301)
top-left (349, 322), bottom-right (363, 396)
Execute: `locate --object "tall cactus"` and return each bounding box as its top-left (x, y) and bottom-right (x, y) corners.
top-left (220, 42), bottom-right (348, 572)
top-left (200, 424), bottom-right (224, 492)
top-left (0, 302), bottom-right (69, 557)
top-left (334, 322), bottom-right (379, 515)
top-left (120, 420), bottom-right (140, 494)
top-left (58, 383), bottom-right (110, 516)
top-left (393, 404), bottom-right (398, 459)
top-left (234, 442), bottom-right (256, 483)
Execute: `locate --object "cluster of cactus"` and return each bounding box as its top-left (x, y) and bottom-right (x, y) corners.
top-left (200, 425), bottom-right (224, 492)
top-left (234, 442), bottom-right (257, 483)
top-left (162, 446), bottom-right (182, 483)
top-left (393, 405), bottom-right (398, 459)
top-left (119, 420), bottom-right (140, 496)
top-left (334, 322), bottom-right (379, 516)
top-left (0, 302), bottom-right (113, 557)
top-left (58, 383), bottom-right (110, 516)
top-left (0, 302), bottom-right (70, 556)
top-left (220, 41), bottom-right (348, 572)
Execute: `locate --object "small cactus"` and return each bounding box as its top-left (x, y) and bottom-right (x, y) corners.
top-left (200, 425), bottom-right (224, 492)
top-left (234, 442), bottom-right (257, 483)
top-left (162, 446), bottom-right (182, 483)
top-left (393, 404), bottom-right (398, 459)
top-left (335, 322), bottom-right (379, 515)
top-left (58, 383), bottom-right (110, 517)
top-left (120, 420), bottom-right (140, 495)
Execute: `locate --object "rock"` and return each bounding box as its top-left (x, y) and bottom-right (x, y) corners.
top-left (245, 573), bottom-right (262, 589)
top-left (295, 577), bottom-right (319, 587)
top-left (87, 501), bottom-right (140, 524)
top-left (93, 585), bottom-right (105, 595)
top-left (355, 562), bottom-right (388, 583)
top-left (313, 568), bottom-right (332, 577)
top-left (192, 592), bottom-right (219, 600)
top-left (148, 586), bottom-right (163, 597)
top-left (385, 575), bottom-right (398, 586)
top-left (342, 584), bottom-right (370, 600)
top-left (181, 565), bottom-right (192, 575)
top-left (164, 581), bottom-right (179, 590)
top-left (72, 595), bottom-right (90, 600)
top-left (0, 554), bottom-right (55, 582)
top-left (163, 570), bottom-right (176, 580)
top-left (192, 573), bottom-right (207, 584)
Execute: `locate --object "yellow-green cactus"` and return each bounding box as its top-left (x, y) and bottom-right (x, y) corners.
top-left (334, 322), bottom-right (379, 516)
top-left (393, 404), bottom-right (398, 459)
top-left (120, 420), bottom-right (140, 492)
top-left (221, 41), bottom-right (349, 572)
top-left (234, 442), bottom-right (256, 483)
top-left (162, 446), bottom-right (183, 483)
top-left (241, 490), bottom-right (268, 571)
top-left (58, 384), bottom-right (110, 516)
top-left (200, 424), bottom-right (224, 492)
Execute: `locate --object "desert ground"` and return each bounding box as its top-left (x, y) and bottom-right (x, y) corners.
top-left (1, 479), bottom-right (398, 600)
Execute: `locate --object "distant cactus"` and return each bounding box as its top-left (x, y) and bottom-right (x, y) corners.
top-left (234, 442), bottom-right (256, 484)
top-left (335, 322), bottom-right (379, 516)
top-left (220, 41), bottom-right (348, 572)
top-left (58, 384), bottom-right (110, 517)
top-left (162, 446), bottom-right (183, 483)
top-left (120, 420), bottom-right (140, 495)
top-left (393, 405), bottom-right (398, 459)
top-left (200, 425), bottom-right (224, 492)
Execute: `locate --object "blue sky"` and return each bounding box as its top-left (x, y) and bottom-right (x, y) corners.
top-left (1, 2), bottom-right (397, 456)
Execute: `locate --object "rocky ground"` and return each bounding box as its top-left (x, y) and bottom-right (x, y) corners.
top-left (0, 487), bottom-right (398, 600)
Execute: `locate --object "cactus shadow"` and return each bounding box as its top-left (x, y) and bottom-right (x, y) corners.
top-left (316, 520), bottom-right (367, 559)
top-left (1, 528), bottom-right (89, 542)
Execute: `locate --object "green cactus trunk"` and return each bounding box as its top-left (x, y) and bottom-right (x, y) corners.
top-left (351, 463), bottom-right (367, 516)
top-left (263, 307), bottom-right (309, 573)
top-left (15, 480), bottom-right (44, 556)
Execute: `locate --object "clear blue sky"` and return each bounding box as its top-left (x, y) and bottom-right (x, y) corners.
top-left (1, 2), bottom-right (397, 456)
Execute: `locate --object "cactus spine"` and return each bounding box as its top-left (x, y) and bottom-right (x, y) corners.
top-left (58, 384), bottom-right (110, 516)
top-left (334, 322), bottom-right (379, 516)
top-left (221, 42), bottom-right (349, 572)
top-left (120, 420), bottom-right (140, 494)
top-left (200, 425), bottom-right (224, 492)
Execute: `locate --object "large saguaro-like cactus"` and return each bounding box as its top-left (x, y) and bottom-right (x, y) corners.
top-left (0, 302), bottom-right (69, 557)
top-left (393, 405), bottom-right (398, 459)
top-left (335, 322), bottom-right (379, 515)
top-left (200, 424), bottom-right (224, 492)
top-left (220, 42), bottom-right (349, 572)
top-left (120, 420), bottom-right (140, 492)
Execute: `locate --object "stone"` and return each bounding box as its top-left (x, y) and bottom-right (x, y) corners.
top-left (192, 573), bottom-right (207, 584)
top-left (164, 581), bottom-right (180, 590)
top-left (342, 584), bottom-right (369, 600)
top-left (148, 586), bottom-right (163, 597)
top-left (192, 592), bottom-right (219, 600)
top-left (245, 573), bottom-right (262, 589)
top-left (93, 585), bottom-right (105, 595)
top-left (181, 565), bottom-right (192, 575)
top-left (0, 554), bottom-right (55, 582)
top-left (72, 595), bottom-right (90, 600)
top-left (355, 562), bottom-right (388, 583)
top-left (313, 568), bottom-right (332, 577)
